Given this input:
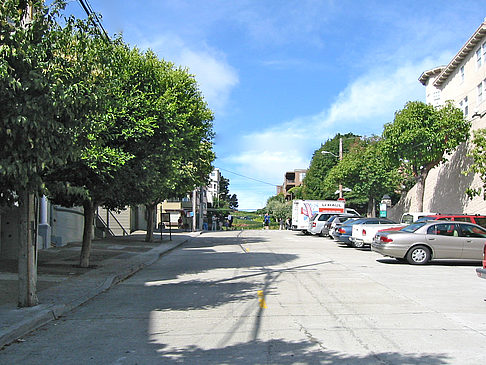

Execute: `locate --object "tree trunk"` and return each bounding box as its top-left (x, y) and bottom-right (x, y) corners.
top-left (18, 190), bottom-right (38, 307)
top-left (415, 172), bottom-right (428, 212)
top-left (79, 199), bottom-right (96, 268)
top-left (145, 203), bottom-right (155, 242)
top-left (366, 197), bottom-right (376, 217)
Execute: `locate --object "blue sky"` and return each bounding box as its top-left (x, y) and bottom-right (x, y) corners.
top-left (65, 1), bottom-right (486, 210)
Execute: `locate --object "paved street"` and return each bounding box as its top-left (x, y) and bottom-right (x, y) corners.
top-left (1, 230), bottom-right (486, 364)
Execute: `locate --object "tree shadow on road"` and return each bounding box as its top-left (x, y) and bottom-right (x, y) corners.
top-left (143, 339), bottom-right (450, 364)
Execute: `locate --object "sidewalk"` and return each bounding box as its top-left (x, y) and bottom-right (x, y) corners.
top-left (0, 230), bottom-right (201, 349)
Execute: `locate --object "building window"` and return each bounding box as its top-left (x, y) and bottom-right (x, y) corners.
top-left (483, 42), bottom-right (486, 62)
top-left (460, 96), bottom-right (469, 116)
top-left (479, 83), bottom-right (483, 103)
top-left (477, 48), bottom-right (482, 68)
top-left (460, 66), bottom-right (465, 83)
top-left (433, 91), bottom-right (440, 102)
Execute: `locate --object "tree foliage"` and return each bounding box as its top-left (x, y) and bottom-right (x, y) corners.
top-left (382, 101), bottom-right (469, 211)
top-left (0, 0), bottom-right (95, 205)
top-left (465, 129), bottom-right (486, 199)
top-left (323, 138), bottom-right (401, 216)
top-left (264, 194), bottom-right (292, 221)
top-left (211, 175), bottom-right (238, 216)
top-left (302, 133), bottom-right (361, 199)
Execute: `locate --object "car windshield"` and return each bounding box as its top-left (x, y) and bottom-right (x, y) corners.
top-left (416, 216), bottom-right (435, 222)
top-left (401, 222), bottom-right (426, 232)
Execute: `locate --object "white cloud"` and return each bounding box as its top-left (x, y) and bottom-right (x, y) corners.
top-left (227, 56), bottom-right (450, 210)
top-left (139, 35), bottom-right (239, 114)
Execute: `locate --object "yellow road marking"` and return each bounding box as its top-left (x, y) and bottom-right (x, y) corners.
top-left (257, 290), bottom-right (267, 308)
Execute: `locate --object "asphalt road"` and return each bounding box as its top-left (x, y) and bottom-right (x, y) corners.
top-left (1, 230), bottom-right (486, 364)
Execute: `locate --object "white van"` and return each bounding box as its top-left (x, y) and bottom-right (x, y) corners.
top-left (400, 212), bottom-right (438, 224)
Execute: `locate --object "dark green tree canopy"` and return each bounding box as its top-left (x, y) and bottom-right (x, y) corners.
top-left (0, 0), bottom-right (99, 205)
top-left (302, 133), bottom-right (361, 199)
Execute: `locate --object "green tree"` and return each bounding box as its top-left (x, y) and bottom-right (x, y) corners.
top-left (0, 0), bottom-right (101, 305)
top-left (287, 186), bottom-right (303, 199)
top-left (264, 194), bottom-right (292, 223)
top-left (121, 58), bottom-right (215, 242)
top-left (0, 0), bottom-right (95, 204)
top-left (219, 176), bottom-right (230, 201)
top-left (45, 38), bottom-right (149, 267)
top-left (303, 133), bottom-right (360, 199)
top-left (324, 138), bottom-right (401, 216)
top-left (228, 194), bottom-right (239, 210)
top-left (210, 175), bottom-right (238, 212)
top-left (465, 129), bottom-right (486, 199)
top-left (382, 101), bottom-right (470, 211)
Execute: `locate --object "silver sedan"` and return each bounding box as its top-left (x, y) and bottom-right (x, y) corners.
top-left (372, 220), bottom-right (486, 265)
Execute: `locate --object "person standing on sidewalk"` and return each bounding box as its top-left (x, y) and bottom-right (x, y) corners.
top-left (227, 214), bottom-right (233, 230)
top-left (264, 213), bottom-right (270, 230)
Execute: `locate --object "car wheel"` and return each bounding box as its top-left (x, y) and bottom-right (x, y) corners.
top-left (406, 245), bottom-right (431, 265)
top-left (352, 240), bottom-right (364, 248)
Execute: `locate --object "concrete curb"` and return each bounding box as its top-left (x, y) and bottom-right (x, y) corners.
top-left (0, 232), bottom-right (200, 349)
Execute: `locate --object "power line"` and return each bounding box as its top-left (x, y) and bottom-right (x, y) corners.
top-left (216, 167), bottom-right (277, 186)
top-left (77, 0), bottom-right (110, 41)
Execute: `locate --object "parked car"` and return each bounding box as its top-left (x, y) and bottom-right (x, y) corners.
top-left (372, 221), bottom-right (486, 265)
top-left (416, 214), bottom-right (486, 228)
top-left (321, 214), bottom-right (359, 237)
top-left (334, 217), bottom-right (385, 246)
top-left (329, 217), bottom-right (359, 239)
top-left (349, 218), bottom-right (399, 248)
top-left (477, 242), bottom-right (486, 279)
top-left (307, 212), bottom-right (336, 235)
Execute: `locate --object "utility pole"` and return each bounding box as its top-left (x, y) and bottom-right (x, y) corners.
top-left (18, 1), bottom-right (39, 308)
top-left (338, 137), bottom-right (343, 200)
top-left (199, 186), bottom-right (204, 231)
top-left (192, 189), bottom-right (197, 232)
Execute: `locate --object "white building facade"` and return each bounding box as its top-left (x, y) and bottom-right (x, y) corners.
top-left (206, 168), bottom-right (221, 205)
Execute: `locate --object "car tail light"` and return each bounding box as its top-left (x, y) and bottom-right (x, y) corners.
top-left (338, 228), bottom-right (345, 234)
top-left (483, 243), bottom-right (486, 269)
top-left (380, 236), bottom-right (393, 243)
top-left (312, 222), bottom-right (316, 227)
top-left (362, 229), bottom-right (366, 236)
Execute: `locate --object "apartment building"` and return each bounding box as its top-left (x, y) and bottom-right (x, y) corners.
top-left (277, 169), bottom-right (307, 200)
top-left (207, 168), bottom-right (221, 205)
top-left (390, 20), bottom-right (486, 218)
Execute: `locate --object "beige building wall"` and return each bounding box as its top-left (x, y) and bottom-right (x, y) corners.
top-left (390, 22), bottom-right (486, 219)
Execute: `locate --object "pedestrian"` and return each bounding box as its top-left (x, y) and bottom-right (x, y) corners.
top-left (227, 213), bottom-right (233, 230)
top-left (264, 213), bottom-right (270, 230)
top-left (286, 218), bottom-right (291, 230)
top-left (279, 218), bottom-right (284, 230)
top-left (178, 215), bottom-right (183, 230)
